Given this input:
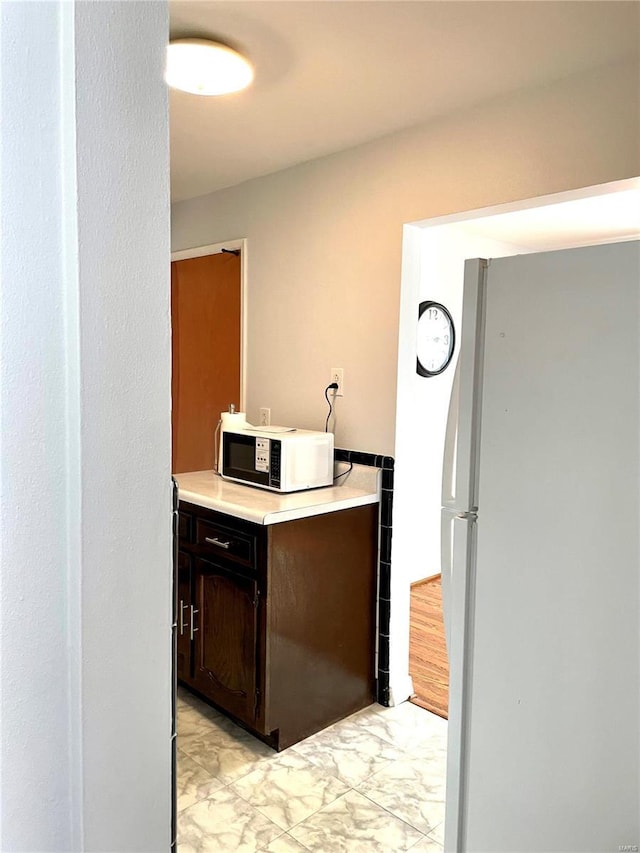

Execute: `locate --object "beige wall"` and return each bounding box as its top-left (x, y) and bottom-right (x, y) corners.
top-left (171, 60), bottom-right (639, 457)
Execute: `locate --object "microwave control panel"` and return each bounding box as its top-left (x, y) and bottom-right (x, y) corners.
top-left (255, 438), bottom-right (281, 488)
top-left (255, 438), bottom-right (270, 472)
top-left (270, 440), bottom-right (281, 488)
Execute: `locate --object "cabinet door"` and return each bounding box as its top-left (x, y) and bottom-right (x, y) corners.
top-left (193, 558), bottom-right (259, 726)
top-left (176, 550), bottom-right (192, 683)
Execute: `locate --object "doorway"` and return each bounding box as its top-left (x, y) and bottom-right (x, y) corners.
top-left (393, 176), bottom-right (640, 849)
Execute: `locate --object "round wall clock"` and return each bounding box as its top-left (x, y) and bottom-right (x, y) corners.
top-left (416, 301), bottom-right (455, 377)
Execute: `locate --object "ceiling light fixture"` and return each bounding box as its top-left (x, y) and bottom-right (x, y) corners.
top-left (165, 38), bottom-right (254, 96)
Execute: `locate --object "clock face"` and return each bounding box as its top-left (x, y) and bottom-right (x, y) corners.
top-left (416, 301), bottom-right (455, 377)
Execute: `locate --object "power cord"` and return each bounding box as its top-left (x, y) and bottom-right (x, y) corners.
top-left (333, 461), bottom-right (353, 482)
top-left (324, 382), bottom-right (338, 432)
top-left (323, 382), bottom-right (352, 482)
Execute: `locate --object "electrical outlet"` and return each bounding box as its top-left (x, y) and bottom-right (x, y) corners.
top-left (259, 407), bottom-right (271, 426)
top-left (330, 368), bottom-right (344, 397)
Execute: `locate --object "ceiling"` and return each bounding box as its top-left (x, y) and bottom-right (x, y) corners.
top-left (168, 1), bottom-right (639, 203)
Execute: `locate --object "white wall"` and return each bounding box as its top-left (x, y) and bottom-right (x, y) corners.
top-left (1, 2), bottom-right (171, 850)
top-left (389, 227), bottom-right (524, 702)
top-left (395, 227), bottom-right (524, 583)
top-left (74, 4), bottom-right (172, 848)
top-left (1, 4), bottom-right (77, 848)
top-left (172, 59), bottom-right (639, 457)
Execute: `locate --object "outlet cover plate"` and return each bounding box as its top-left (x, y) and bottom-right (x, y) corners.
top-left (330, 368), bottom-right (344, 397)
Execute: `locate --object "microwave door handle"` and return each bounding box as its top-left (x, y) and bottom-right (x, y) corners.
top-left (213, 420), bottom-right (222, 473)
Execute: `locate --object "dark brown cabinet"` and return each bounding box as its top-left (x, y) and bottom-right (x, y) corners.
top-left (192, 559), bottom-right (259, 727)
top-left (177, 500), bottom-right (378, 750)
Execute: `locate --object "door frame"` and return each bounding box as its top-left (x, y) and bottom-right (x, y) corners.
top-left (171, 238), bottom-right (248, 412)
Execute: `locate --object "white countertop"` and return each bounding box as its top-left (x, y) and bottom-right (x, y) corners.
top-left (175, 463), bottom-right (381, 525)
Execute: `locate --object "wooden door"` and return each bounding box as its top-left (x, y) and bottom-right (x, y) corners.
top-left (193, 558), bottom-right (258, 726)
top-left (171, 252), bottom-right (241, 473)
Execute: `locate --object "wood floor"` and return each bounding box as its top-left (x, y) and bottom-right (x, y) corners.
top-left (409, 575), bottom-right (449, 719)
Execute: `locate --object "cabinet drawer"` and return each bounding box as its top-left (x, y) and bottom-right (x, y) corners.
top-left (196, 518), bottom-right (256, 570)
top-left (178, 511), bottom-right (192, 541)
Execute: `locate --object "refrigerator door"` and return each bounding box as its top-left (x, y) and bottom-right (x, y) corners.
top-left (457, 241), bottom-right (640, 853)
top-left (441, 258), bottom-right (488, 514)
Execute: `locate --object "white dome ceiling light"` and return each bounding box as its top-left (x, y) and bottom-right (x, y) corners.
top-left (165, 38), bottom-right (254, 96)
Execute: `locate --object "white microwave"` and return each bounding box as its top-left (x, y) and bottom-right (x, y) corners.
top-left (220, 426), bottom-right (334, 493)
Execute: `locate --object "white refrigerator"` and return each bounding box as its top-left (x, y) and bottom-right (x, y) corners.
top-left (441, 240), bottom-right (639, 852)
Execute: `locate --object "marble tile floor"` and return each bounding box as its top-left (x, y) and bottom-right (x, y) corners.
top-left (177, 687), bottom-right (447, 852)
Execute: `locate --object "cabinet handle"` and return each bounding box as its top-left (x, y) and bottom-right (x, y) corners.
top-left (190, 606), bottom-right (199, 641)
top-left (204, 536), bottom-right (231, 550)
top-left (179, 601), bottom-right (189, 636)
